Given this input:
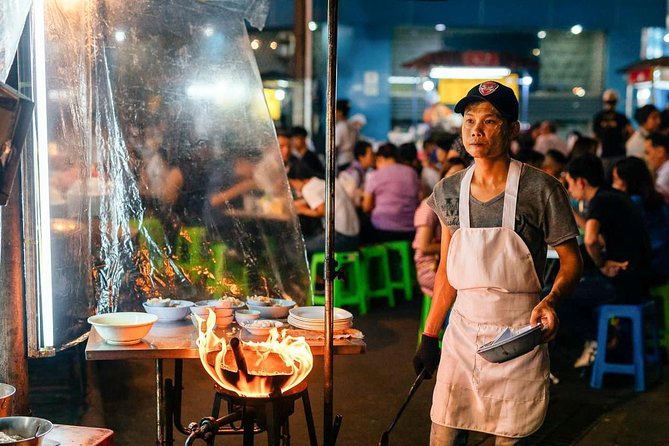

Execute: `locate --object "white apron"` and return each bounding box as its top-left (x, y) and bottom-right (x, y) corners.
top-left (430, 160), bottom-right (549, 438)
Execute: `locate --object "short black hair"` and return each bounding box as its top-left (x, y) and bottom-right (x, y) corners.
top-left (290, 126), bottom-right (308, 138)
top-left (566, 154), bottom-right (605, 187)
top-left (646, 132), bottom-right (669, 152)
top-left (545, 149), bottom-right (568, 165)
top-left (276, 128), bottom-right (290, 138)
top-left (376, 142), bottom-right (398, 160)
top-left (634, 104), bottom-right (658, 126)
top-left (398, 142), bottom-right (418, 164)
top-left (353, 140), bottom-right (372, 160)
top-left (336, 99), bottom-right (351, 116)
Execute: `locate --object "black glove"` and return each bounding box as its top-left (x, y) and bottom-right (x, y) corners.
top-left (413, 334), bottom-right (441, 379)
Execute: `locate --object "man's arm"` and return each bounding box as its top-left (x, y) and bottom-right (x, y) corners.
top-left (530, 237), bottom-right (583, 342)
top-left (423, 223), bottom-right (457, 336)
top-left (583, 218), bottom-right (605, 267)
top-left (361, 192), bottom-right (374, 214)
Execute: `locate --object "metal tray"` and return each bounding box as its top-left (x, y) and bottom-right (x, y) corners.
top-left (477, 324), bottom-right (543, 363)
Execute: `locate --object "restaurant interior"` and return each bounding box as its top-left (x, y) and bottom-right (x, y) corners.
top-left (1, 0), bottom-right (669, 445)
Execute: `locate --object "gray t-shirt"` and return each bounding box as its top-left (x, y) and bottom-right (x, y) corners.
top-left (426, 163), bottom-right (578, 283)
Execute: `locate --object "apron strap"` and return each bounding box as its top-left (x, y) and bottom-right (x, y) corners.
top-left (502, 160), bottom-right (522, 230)
top-left (459, 165), bottom-right (476, 229)
top-left (458, 159), bottom-right (523, 230)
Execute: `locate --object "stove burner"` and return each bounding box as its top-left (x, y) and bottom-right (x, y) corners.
top-left (185, 380), bottom-right (317, 446)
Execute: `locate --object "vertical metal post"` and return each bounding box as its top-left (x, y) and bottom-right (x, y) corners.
top-left (323, 0), bottom-right (339, 444)
top-left (0, 181), bottom-right (29, 415)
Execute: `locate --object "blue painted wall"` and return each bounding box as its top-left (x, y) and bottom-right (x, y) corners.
top-left (266, 0), bottom-right (667, 141)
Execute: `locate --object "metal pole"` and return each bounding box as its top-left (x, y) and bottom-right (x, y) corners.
top-left (324, 0), bottom-right (339, 444)
top-left (0, 179), bottom-right (29, 415)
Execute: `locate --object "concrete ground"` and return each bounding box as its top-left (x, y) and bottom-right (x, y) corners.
top-left (28, 296), bottom-right (669, 446)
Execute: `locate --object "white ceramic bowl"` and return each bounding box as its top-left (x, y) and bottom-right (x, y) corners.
top-left (144, 297), bottom-right (171, 307)
top-left (241, 319), bottom-right (284, 336)
top-left (216, 315), bottom-right (234, 327)
top-left (235, 309), bottom-right (261, 324)
top-left (210, 296), bottom-right (246, 309)
top-left (246, 299), bottom-right (296, 319)
top-left (246, 295), bottom-right (273, 306)
top-left (142, 300), bottom-right (194, 322)
top-left (88, 312), bottom-right (158, 345)
top-left (0, 416), bottom-right (53, 445)
top-left (193, 301), bottom-right (234, 319)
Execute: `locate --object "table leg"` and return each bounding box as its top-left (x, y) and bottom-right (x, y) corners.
top-left (156, 359), bottom-right (165, 446)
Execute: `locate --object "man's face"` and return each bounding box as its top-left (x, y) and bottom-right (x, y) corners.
top-left (461, 101), bottom-right (518, 160)
top-left (645, 111), bottom-right (661, 132)
top-left (611, 167), bottom-right (626, 192)
top-left (564, 173), bottom-right (585, 201)
top-left (291, 136), bottom-right (307, 153)
top-left (644, 139), bottom-right (667, 171)
top-left (278, 136), bottom-right (290, 162)
top-left (359, 147), bottom-right (375, 169)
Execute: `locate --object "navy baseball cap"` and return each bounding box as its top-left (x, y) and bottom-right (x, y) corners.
top-left (454, 81), bottom-right (519, 122)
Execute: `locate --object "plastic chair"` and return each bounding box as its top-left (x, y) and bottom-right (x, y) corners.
top-left (359, 244), bottom-right (395, 308)
top-left (210, 242), bottom-right (248, 295)
top-left (383, 240), bottom-right (416, 301)
top-left (310, 251), bottom-right (368, 315)
top-left (590, 302), bottom-right (662, 392)
top-left (650, 283), bottom-right (669, 351)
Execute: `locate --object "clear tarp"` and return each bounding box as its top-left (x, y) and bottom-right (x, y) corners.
top-left (0, 0), bottom-right (32, 82)
top-left (43, 0), bottom-right (310, 349)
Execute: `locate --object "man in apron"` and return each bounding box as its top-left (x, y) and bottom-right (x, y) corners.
top-left (413, 81), bottom-right (583, 445)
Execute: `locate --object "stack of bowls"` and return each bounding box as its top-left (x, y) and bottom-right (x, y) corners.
top-left (191, 300), bottom-right (235, 328)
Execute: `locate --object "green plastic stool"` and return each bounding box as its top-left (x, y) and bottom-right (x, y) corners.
top-left (310, 251), bottom-right (368, 315)
top-left (210, 242), bottom-right (248, 295)
top-left (175, 226), bottom-right (209, 276)
top-left (359, 244), bottom-right (395, 308)
top-left (383, 240), bottom-right (416, 301)
top-left (650, 283), bottom-right (669, 351)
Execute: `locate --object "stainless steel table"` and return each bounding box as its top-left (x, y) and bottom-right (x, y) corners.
top-left (85, 319), bottom-right (365, 445)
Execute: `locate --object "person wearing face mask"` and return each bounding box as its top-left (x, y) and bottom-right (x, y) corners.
top-left (412, 81), bottom-right (583, 446)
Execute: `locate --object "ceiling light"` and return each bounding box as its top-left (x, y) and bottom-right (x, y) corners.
top-left (429, 66), bottom-right (511, 79)
top-left (570, 24), bottom-right (583, 35)
top-left (435, 23), bottom-right (446, 32)
top-left (537, 30), bottom-right (546, 39)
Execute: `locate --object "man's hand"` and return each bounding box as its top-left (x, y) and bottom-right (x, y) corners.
top-left (530, 298), bottom-right (559, 343)
top-left (293, 199), bottom-right (310, 215)
top-left (599, 260), bottom-right (628, 278)
top-left (413, 334), bottom-right (441, 379)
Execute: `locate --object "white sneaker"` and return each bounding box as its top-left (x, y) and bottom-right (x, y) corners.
top-left (573, 340), bottom-right (598, 368)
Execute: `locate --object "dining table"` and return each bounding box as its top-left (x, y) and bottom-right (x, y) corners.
top-left (85, 317), bottom-right (366, 446)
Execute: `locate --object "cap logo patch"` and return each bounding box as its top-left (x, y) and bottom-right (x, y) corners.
top-left (478, 81), bottom-right (499, 96)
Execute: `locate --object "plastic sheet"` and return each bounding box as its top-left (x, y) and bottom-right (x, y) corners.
top-left (43, 0), bottom-right (309, 348)
top-left (0, 0), bottom-right (32, 82)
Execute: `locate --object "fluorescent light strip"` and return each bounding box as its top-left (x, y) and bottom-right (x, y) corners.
top-left (32, 0), bottom-right (54, 350)
top-left (388, 76), bottom-right (420, 84)
top-left (429, 66), bottom-right (511, 79)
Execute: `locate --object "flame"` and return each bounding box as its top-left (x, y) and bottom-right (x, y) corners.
top-left (195, 310), bottom-right (313, 397)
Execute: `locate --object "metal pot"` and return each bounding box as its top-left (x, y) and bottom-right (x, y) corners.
top-left (0, 417), bottom-right (53, 445)
top-left (0, 384), bottom-right (15, 417)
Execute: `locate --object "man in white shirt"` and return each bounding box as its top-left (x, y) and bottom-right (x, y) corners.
top-left (290, 176), bottom-right (360, 254)
top-left (533, 120), bottom-right (569, 156)
top-left (335, 100), bottom-right (357, 170)
top-left (644, 132), bottom-right (669, 202)
top-left (626, 104), bottom-right (660, 159)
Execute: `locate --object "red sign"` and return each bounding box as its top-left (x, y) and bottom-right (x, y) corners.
top-left (462, 51), bottom-right (500, 66)
top-left (628, 67), bottom-right (652, 84)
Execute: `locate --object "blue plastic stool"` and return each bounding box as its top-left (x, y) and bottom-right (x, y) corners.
top-left (590, 302), bottom-right (662, 392)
